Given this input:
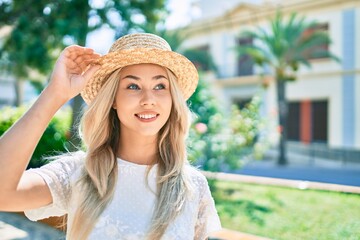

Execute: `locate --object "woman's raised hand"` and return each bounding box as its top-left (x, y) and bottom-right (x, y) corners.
top-left (0, 46), bottom-right (100, 211)
top-left (46, 45), bottom-right (101, 103)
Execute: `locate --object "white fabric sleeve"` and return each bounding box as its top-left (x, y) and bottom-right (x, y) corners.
top-left (24, 152), bottom-right (84, 221)
top-left (194, 175), bottom-right (222, 240)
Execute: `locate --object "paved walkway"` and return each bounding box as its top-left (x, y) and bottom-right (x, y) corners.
top-left (224, 152), bottom-right (360, 187)
top-left (0, 212), bottom-right (64, 240)
top-left (210, 228), bottom-right (271, 240)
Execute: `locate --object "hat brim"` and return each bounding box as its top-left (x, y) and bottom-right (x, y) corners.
top-left (81, 48), bottom-right (199, 104)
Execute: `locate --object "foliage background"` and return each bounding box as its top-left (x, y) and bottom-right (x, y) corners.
top-left (0, 106), bottom-right (71, 169)
top-left (187, 74), bottom-right (270, 174)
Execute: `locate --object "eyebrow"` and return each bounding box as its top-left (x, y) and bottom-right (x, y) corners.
top-left (122, 75), bottom-right (168, 80)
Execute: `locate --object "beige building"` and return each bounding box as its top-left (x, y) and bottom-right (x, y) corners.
top-left (181, 0), bottom-right (360, 162)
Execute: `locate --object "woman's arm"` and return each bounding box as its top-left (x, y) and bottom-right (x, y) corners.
top-left (0, 46), bottom-right (100, 211)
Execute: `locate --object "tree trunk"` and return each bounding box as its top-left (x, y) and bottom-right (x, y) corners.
top-left (276, 79), bottom-right (288, 165)
top-left (68, 95), bottom-right (84, 150)
top-left (14, 79), bottom-right (24, 107)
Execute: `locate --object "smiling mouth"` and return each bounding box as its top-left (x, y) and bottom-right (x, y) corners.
top-left (135, 114), bottom-right (159, 120)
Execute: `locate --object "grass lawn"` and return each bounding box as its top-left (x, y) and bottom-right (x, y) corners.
top-left (212, 180), bottom-right (360, 240)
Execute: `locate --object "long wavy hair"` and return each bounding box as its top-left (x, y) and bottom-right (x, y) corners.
top-left (67, 66), bottom-right (194, 239)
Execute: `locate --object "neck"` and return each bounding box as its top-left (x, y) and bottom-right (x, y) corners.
top-left (118, 131), bottom-right (158, 165)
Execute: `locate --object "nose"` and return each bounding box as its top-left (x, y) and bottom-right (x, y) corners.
top-left (140, 89), bottom-right (156, 106)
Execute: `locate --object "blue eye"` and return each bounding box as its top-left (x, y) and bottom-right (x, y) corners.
top-left (127, 84), bottom-right (140, 90)
top-left (154, 84), bottom-right (166, 90)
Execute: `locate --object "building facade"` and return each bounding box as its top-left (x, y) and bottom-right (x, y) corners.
top-left (181, 0), bottom-right (360, 161)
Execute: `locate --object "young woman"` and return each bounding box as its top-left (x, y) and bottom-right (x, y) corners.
top-left (0, 33), bottom-right (222, 239)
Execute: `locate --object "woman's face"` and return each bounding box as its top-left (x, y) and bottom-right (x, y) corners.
top-left (113, 64), bottom-right (172, 137)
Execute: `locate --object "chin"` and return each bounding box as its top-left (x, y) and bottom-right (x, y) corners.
top-left (138, 129), bottom-right (161, 137)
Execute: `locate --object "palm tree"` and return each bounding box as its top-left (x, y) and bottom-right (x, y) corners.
top-left (236, 11), bottom-right (339, 165)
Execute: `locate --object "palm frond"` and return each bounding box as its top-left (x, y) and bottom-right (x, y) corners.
top-left (236, 45), bottom-right (271, 66)
top-left (236, 10), bottom-right (339, 80)
top-left (239, 29), bottom-right (259, 40)
top-left (284, 14), bottom-right (308, 46)
top-left (297, 31), bottom-right (331, 51)
top-left (236, 29), bottom-right (276, 67)
top-left (292, 56), bottom-right (311, 68)
top-left (308, 49), bottom-right (341, 62)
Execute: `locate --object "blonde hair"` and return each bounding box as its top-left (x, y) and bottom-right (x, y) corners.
top-left (67, 66), bottom-right (193, 239)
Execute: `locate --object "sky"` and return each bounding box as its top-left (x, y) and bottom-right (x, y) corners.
top-left (165, 0), bottom-right (194, 29)
top-left (86, 0), bottom-right (264, 54)
top-left (87, 0), bottom-right (193, 54)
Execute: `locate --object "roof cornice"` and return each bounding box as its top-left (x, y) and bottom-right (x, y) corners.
top-left (181, 0), bottom-right (360, 35)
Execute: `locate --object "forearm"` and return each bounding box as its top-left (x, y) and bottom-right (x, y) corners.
top-left (0, 87), bottom-right (67, 191)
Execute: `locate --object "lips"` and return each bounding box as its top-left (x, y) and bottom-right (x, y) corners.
top-left (135, 112), bottom-right (159, 122)
top-left (137, 114), bottom-right (157, 119)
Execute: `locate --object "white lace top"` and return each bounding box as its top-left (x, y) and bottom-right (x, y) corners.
top-left (24, 152), bottom-right (222, 239)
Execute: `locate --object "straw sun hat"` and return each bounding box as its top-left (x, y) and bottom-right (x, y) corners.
top-left (81, 33), bottom-right (199, 104)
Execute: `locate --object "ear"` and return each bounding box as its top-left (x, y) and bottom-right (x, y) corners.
top-left (112, 101), bottom-right (117, 109)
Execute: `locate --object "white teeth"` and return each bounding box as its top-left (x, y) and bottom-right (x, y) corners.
top-left (138, 114), bottom-right (156, 119)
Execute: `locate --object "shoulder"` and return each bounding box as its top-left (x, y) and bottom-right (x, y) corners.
top-left (183, 164), bottom-right (210, 196)
top-left (29, 151), bottom-right (86, 180)
top-left (184, 163), bottom-right (207, 183)
top-left (45, 151), bottom-right (85, 170)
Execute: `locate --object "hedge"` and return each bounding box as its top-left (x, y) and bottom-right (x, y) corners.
top-left (0, 106), bottom-right (71, 169)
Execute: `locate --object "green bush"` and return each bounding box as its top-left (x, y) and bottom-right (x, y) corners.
top-left (0, 105), bottom-right (71, 169)
top-left (187, 75), bottom-right (269, 173)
